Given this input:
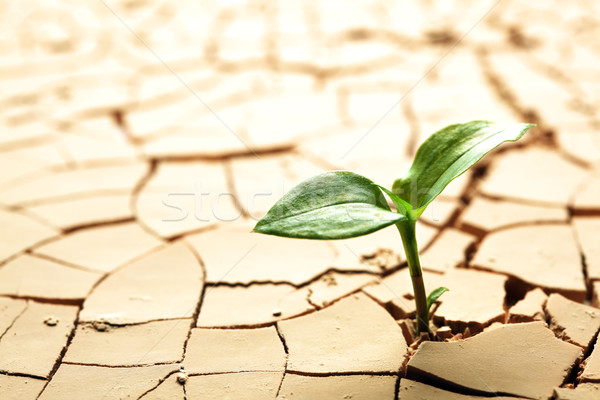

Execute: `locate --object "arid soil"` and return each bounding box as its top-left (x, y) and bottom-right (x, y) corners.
top-left (1, 1), bottom-right (600, 399)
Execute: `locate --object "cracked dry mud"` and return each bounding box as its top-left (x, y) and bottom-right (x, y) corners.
top-left (1, 1), bottom-right (600, 399)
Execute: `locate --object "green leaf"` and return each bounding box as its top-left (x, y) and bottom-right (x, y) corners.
top-left (253, 171), bottom-right (405, 240)
top-left (426, 286), bottom-right (449, 311)
top-left (392, 121), bottom-right (534, 214)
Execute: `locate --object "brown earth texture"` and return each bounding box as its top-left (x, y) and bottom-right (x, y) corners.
top-left (1, 1), bottom-right (600, 399)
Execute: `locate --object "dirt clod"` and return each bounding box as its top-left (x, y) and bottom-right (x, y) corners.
top-left (436, 326), bottom-right (452, 341)
top-left (360, 248), bottom-right (401, 272)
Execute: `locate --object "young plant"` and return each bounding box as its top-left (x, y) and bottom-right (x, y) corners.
top-left (253, 120), bottom-right (533, 334)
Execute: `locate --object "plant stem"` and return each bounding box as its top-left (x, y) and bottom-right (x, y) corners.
top-left (396, 218), bottom-right (429, 335)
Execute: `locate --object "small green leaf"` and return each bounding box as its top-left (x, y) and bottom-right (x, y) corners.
top-left (376, 185), bottom-right (413, 217)
top-left (392, 121), bottom-right (534, 214)
top-left (426, 286), bottom-right (449, 311)
top-left (253, 171), bottom-right (405, 240)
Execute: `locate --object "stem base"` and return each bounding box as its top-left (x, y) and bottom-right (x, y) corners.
top-left (396, 219), bottom-right (429, 335)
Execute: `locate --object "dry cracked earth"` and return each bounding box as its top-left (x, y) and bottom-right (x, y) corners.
top-left (1, 1), bottom-right (600, 399)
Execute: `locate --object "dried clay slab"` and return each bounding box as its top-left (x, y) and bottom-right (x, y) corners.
top-left (507, 288), bottom-right (547, 323)
top-left (399, 379), bottom-right (527, 399)
top-left (580, 334), bottom-right (600, 383)
top-left (406, 322), bottom-right (582, 400)
top-left (472, 224), bottom-right (586, 302)
top-left (545, 293), bottom-right (600, 353)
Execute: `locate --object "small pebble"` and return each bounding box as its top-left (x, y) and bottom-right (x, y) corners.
top-left (272, 308), bottom-right (282, 317)
top-left (176, 372), bottom-right (188, 384)
top-left (92, 319), bottom-right (109, 332)
top-left (44, 316), bottom-right (59, 326)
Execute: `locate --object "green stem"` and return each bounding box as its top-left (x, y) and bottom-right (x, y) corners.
top-left (396, 218), bottom-right (429, 335)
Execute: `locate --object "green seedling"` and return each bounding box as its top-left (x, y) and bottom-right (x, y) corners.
top-left (253, 120), bottom-right (533, 335)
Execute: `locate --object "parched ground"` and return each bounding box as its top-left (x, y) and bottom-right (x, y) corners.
top-left (1, 1), bottom-right (600, 399)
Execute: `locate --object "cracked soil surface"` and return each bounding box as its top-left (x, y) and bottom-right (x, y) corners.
top-left (1, 1), bottom-right (600, 399)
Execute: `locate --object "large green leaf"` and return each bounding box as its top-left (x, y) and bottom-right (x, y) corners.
top-left (253, 171), bottom-right (405, 239)
top-left (392, 121), bottom-right (533, 213)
